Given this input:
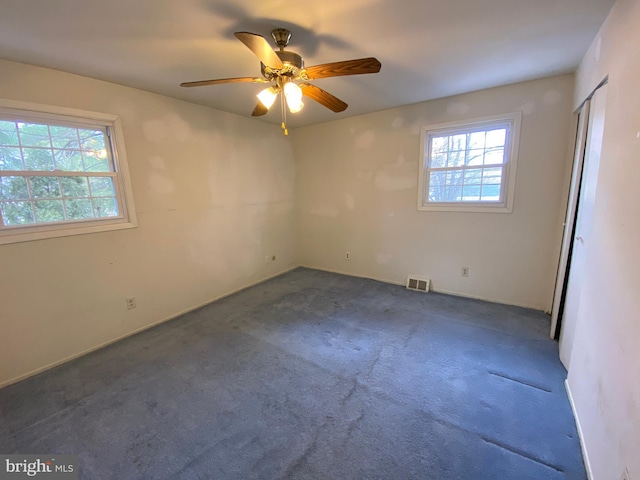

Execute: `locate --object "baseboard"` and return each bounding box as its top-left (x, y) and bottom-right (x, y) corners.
top-left (0, 265), bottom-right (299, 390)
top-left (432, 287), bottom-right (544, 311)
top-left (300, 264), bottom-right (544, 311)
top-left (299, 264), bottom-right (405, 287)
top-left (565, 379), bottom-right (594, 480)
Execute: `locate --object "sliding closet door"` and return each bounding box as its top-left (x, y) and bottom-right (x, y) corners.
top-left (550, 101), bottom-right (590, 340)
top-left (558, 83), bottom-right (607, 369)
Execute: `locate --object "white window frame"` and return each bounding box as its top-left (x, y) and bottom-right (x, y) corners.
top-left (417, 112), bottom-right (522, 213)
top-left (0, 99), bottom-right (137, 244)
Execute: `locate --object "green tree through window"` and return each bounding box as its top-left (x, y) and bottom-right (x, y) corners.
top-left (0, 119), bottom-right (119, 227)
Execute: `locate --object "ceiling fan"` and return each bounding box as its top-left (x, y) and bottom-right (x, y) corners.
top-left (180, 28), bottom-right (382, 134)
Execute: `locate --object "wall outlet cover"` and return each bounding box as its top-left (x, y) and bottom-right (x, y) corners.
top-left (126, 297), bottom-right (136, 310)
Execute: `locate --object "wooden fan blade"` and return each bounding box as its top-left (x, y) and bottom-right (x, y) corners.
top-left (304, 57), bottom-right (381, 80)
top-left (234, 32), bottom-right (284, 69)
top-left (251, 102), bottom-right (269, 117)
top-left (300, 83), bottom-right (348, 112)
top-left (180, 77), bottom-right (267, 87)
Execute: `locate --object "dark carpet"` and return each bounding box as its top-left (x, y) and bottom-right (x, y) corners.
top-left (0, 268), bottom-right (586, 479)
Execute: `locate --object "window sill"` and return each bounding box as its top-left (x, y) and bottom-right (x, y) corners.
top-left (417, 202), bottom-right (513, 213)
top-left (0, 219), bottom-right (137, 245)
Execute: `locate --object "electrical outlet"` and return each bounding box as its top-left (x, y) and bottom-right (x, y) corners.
top-left (126, 297), bottom-right (136, 310)
top-left (345, 252), bottom-right (351, 260)
top-left (264, 255), bottom-right (270, 264)
top-left (461, 267), bottom-right (469, 277)
top-left (621, 467), bottom-right (630, 480)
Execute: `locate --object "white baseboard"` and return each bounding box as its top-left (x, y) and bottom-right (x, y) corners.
top-left (430, 286), bottom-right (543, 311)
top-left (300, 264), bottom-right (543, 311)
top-left (565, 379), bottom-right (594, 480)
top-left (299, 264), bottom-right (405, 287)
top-left (0, 266), bottom-right (299, 390)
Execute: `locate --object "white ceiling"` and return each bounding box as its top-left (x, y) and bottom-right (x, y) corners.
top-left (0, 0), bottom-right (614, 128)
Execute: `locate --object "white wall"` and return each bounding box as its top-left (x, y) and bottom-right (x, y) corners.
top-left (0, 59), bottom-right (298, 387)
top-left (293, 75), bottom-right (575, 310)
top-left (566, 0), bottom-right (640, 478)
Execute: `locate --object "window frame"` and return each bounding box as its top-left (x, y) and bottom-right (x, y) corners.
top-left (417, 112), bottom-right (522, 213)
top-left (0, 99), bottom-right (137, 244)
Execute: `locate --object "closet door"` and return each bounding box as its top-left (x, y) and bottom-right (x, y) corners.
top-left (550, 100), bottom-right (590, 340)
top-left (557, 83), bottom-right (607, 369)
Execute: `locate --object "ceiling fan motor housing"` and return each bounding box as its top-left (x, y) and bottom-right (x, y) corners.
top-left (277, 51), bottom-right (303, 69)
top-left (261, 50), bottom-right (304, 79)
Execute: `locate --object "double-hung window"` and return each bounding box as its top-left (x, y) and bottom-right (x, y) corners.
top-left (0, 100), bottom-right (136, 244)
top-left (418, 112), bottom-right (521, 213)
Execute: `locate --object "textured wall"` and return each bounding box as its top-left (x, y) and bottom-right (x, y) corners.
top-left (293, 75), bottom-right (575, 311)
top-left (0, 59), bottom-right (298, 386)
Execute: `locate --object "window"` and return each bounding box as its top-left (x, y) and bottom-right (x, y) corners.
top-left (418, 112), bottom-right (521, 213)
top-left (0, 100), bottom-right (136, 244)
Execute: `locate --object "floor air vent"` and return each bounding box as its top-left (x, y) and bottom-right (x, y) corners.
top-left (406, 276), bottom-right (430, 293)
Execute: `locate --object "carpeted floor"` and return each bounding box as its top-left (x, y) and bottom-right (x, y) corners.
top-left (0, 268), bottom-right (586, 479)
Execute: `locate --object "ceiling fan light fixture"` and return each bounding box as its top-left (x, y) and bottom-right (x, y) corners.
top-left (180, 29), bottom-right (381, 131)
top-left (257, 86), bottom-right (278, 109)
top-left (284, 81), bottom-right (304, 113)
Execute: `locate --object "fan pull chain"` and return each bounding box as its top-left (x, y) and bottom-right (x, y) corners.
top-left (281, 92), bottom-right (288, 135)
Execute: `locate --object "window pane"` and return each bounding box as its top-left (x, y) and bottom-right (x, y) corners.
top-left (0, 146), bottom-right (23, 170)
top-left (79, 129), bottom-right (106, 151)
top-left (449, 134), bottom-right (466, 151)
top-left (89, 177), bottom-right (115, 197)
top-left (463, 169), bottom-right (483, 185)
top-left (93, 197), bottom-right (118, 217)
top-left (430, 136), bottom-right (448, 168)
top-left (481, 184), bottom-right (501, 200)
top-left (60, 176), bottom-right (90, 198)
top-left (468, 131), bottom-right (485, 149)
top-left (429, 170), bottom-right (445, 186)
top-left (23, 148), bottom-right (55, 171)
top-left (18, 123), bottom-right (51, 148)
top-left (65, 199), bottom-right (94, 220)
top-left (34, 199), bottom-right (65, 222)
top-left (1, 201), bottom-right (35, 225)
top-left (486, 128), bottom-right (506, 148)
top-left (431, 136), bottom-right (447, 152)
top-left (483, 167), bottom-right (503, 184)
top-left (428, 184), bottom-right (445, 202)
top-left (484, 147), bottom-right (505, 165)
top-left (29, 176), bottom-right (61, 199)
top-left (82, 151), bottom-right (110, 172)
top-left (462, 185), bottom-right (481, 201)
top-left (0, 176), bottom-right (30, 200)
top-left (430, 151), bottom-right (447, 168)
top-left (54, 149), bottom-right (84, 171)
top-left (444, 185), bottom-right (463, 202)
top-left (49, 126), bottom-right (80, 149)
top-left (445, 170), bottom-right (463, 185)
top-left (0, 121), bottom-right (19, 146)
top-left (447, 150), bottom-right (465, 167)
top-left (466, 149), bottom-right (484, 166)
top-left (429, 172), bottom-right (445, 187)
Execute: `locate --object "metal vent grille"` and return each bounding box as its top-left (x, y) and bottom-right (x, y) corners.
top-left (406, 276), bottom-right (430, 293)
